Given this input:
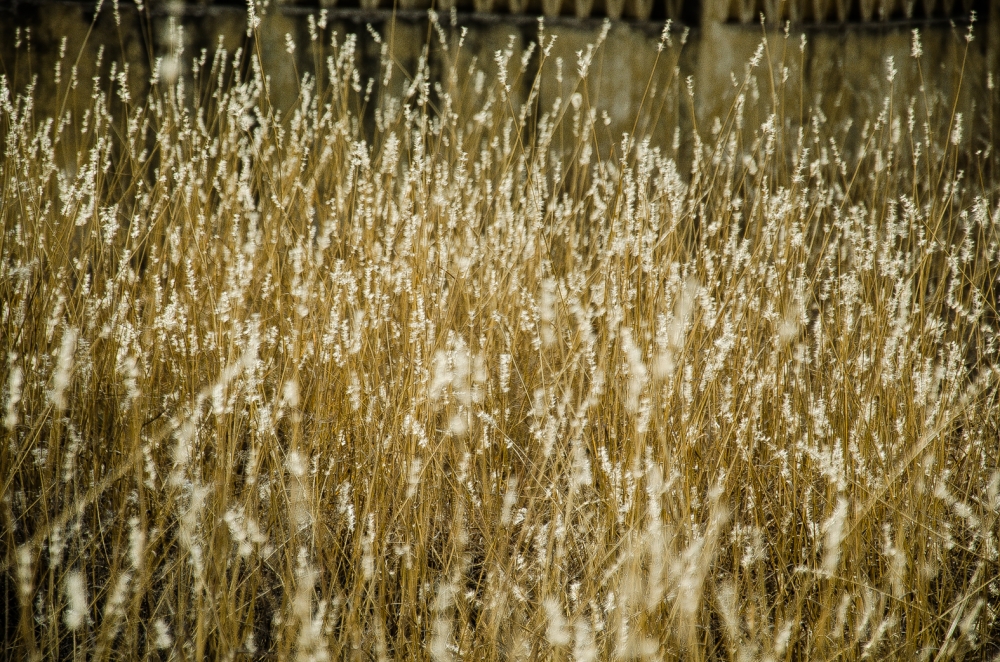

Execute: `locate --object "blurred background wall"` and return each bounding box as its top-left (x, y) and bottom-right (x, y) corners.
top-left (1, 0), bottom-right (997, 159)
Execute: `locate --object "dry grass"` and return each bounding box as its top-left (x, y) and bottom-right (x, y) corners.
top-left (1, 10), bottom-right (999, 661)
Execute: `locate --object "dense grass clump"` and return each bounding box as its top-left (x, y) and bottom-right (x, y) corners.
top-left (2, 12), bottom-right (998, 661)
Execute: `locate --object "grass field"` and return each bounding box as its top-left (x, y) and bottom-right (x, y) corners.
top-left (2, 10), bottom-right (999, 660)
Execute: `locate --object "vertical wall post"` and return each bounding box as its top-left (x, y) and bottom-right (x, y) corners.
top-left (701, 0), bottom-right (732, 23)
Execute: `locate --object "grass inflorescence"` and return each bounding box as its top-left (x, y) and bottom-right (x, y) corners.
top-left (1, 10), bottom-right (999, 661)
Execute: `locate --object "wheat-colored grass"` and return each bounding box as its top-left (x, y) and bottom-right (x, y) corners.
top-left (1, 11), bottom-right (998, 661)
